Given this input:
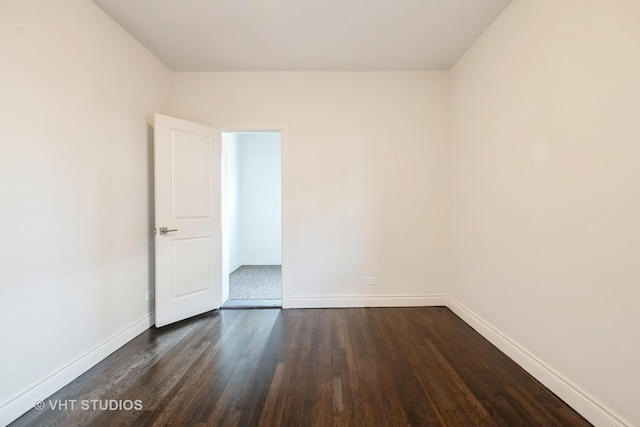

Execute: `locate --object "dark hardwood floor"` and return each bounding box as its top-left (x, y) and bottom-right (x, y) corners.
top-left (12, 307), bottom-right (591, 426)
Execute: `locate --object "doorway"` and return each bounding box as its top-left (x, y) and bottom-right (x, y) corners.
top-left (221, 131), bottom-right (282, 308)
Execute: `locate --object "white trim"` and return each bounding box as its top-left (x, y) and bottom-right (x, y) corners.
top-left (214, 122), bottom-right (290, 308)
top-left (229, 261), bottom-right (243, 274)
top-left (241, 258), bottom-right (281, 266)
top-left (446, 297), bottom-right (630, 427)
top-left (0, 313), bottom-right (154, 426)
top-left (286, 294), bottom-right (448, 309)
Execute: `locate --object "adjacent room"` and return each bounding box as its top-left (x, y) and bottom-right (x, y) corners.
top-left (1, 0), bottom-right (638, 426)
top-left (222, 131), bottom-right (283, 309)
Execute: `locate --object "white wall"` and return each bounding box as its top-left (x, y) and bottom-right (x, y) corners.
top-left (236, 132), bottom-right (282, 266)
top-left (222, 132), bottom-right (243, 275)
top-left (173, 72), bottom-right (450, 307)
top-left (0, 0), bottom-right (172, 423)
top-left (450, 0), bottom-right (640, 425)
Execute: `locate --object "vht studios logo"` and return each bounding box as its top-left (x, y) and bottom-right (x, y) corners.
top-left (35, 399), bottom-right (143, 411)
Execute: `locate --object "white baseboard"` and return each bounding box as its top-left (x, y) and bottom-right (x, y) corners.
top-left (229, 262), bottom-right (243, 274)
top-left (241, 259), bottom-right (281, 266)
top-left (0, 313), bottom-right (154, 426)
top-left (446, 297), bottom-right (629, 427)
top-left (285, 294), bottom-right (448, 309)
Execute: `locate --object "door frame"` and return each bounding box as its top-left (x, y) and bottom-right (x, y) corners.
top-left (215, 122), bottom-right (290, 308)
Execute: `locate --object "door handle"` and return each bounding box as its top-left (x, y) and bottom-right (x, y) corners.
top-left (159, 227), bottom-right (178, 235)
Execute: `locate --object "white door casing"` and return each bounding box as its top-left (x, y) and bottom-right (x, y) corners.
top-left (215, 122), bottom-right (290, 307)
top-left (154, 114), bottom-right (222, 327)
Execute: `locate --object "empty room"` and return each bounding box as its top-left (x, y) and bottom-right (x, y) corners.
top-left (1, 0), bottom-right (638, 426)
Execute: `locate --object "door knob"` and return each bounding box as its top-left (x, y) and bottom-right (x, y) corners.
top-left (159, 227), bottom-right (178, 235)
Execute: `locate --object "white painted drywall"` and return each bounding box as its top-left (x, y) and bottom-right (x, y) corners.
top-left (0, 0), bottom-right (171, 423)
top-left (236, 133), bottom-right (282, 265)
top-left (222, 132), bottom-right (243, 274)
top-left (223, 132), bottom-right (282, 272)
top-left (450, 0), bottom-right (640, 425)
top-left (173, 72), bottom-right (451, 304)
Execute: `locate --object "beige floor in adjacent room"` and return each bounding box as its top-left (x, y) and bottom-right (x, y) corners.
top-left (223, 265), bottom-right (282, 308)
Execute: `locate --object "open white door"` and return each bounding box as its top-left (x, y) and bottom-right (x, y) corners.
top-left (154, 114), bottom-right (222, 327)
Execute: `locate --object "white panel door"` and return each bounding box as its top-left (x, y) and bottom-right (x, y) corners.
top-left (154, 114), bottom-right (222, 327)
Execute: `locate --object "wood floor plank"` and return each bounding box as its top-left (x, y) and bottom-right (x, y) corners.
top-left (11, 307), bottom-right (592, 427)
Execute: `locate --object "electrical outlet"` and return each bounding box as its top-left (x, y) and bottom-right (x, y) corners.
top-left (363, 276), bottom-right (376, 285)
top-left (146, 291), bottom-right (155, 302)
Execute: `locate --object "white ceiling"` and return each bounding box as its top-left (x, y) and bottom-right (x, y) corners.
top-left (93, 0), bottom-right (513, 71)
